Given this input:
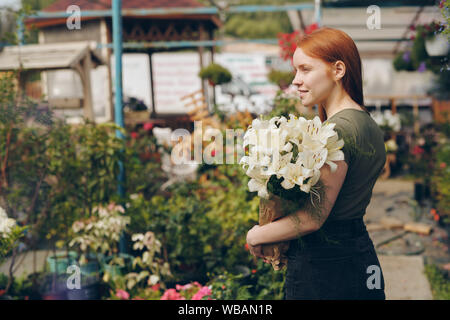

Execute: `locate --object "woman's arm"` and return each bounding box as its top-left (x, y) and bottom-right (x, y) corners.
top-left (246, 160), bottom-right (348, 246)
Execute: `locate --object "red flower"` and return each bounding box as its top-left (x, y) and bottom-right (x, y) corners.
top-left (151, 283), bottom-right (161, 292)
top-left (251, 269), bottom-right (257, 274)
top-left (305, 22), bottom-right (319, 34)
top-left (439, 1), bottom-right (444, 9)
top-left (130, 132), bottom-right (138, 139)
top-left (440, 162), bottom-right (447, 169)
top-left (412, 146), bottom-right (424, 155)
top-left (0, 290), bottom-right (5, 296)
top-left (245, 243), bottom-right (249, 251)
top-left (143, 122), bottom-right (154, 131)
top-left (409, 25), bottom-right (416, 31)
top-left (211, 149), bottom-right (216, 157)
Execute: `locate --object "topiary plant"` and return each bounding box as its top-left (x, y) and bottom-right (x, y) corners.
top-left (198, 63), bottom-right (232, 86)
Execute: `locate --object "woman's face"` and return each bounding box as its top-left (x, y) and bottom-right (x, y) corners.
top-left (292, 47), bottom-right (336, 107)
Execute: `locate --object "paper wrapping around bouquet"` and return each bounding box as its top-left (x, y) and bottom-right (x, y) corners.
top-left (259, 196), bottom-right (290, 271)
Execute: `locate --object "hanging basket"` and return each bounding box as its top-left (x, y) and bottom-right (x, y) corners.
top-left (425, 34), bottom-right (449, 57)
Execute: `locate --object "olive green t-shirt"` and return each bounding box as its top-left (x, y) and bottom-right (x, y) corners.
top-left (325, 109), bottom-right (386, 221)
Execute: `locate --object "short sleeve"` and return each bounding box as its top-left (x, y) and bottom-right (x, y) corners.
top-left (328, 117), bottom-right (355, 167)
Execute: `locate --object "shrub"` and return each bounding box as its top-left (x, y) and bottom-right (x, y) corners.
top-left (198, 63), bottom-right (232, 86)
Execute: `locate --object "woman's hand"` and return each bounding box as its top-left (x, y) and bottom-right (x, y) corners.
top-left (247, 225), bottom-right (265, 259)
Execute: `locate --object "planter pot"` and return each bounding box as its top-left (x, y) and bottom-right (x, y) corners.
top-left (66, 276), bottom-right (101, 300)
top-left (46, 251), bottom-right (77, 274)
top-left (425, 34), bottom-right (449, 57)
top-left (40, 274), bottom-right (69, 300)
top-left (79, 254), bottom-right (103, 277)
top-left (414, 181), bottom-right (430, 204)
top-left (432, 98), bottom-right (450, 124)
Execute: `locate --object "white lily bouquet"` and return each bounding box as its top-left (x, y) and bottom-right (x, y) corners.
top-left (240, 114), bottom-right (345, 270)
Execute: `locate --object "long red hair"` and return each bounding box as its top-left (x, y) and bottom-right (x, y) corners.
top-left (296, 27), bottom-right (368, 121)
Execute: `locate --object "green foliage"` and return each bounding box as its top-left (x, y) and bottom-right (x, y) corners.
top-left (208, 259), bottom-right (285, 300)
top-left (424, 263), bottom-right (450, 300)
top-left (393, 51), bottom-right (415, 72)
top-left (440, 0), bottom-right (450, 42)
top-left (0, 272), bottom-right (41, 300)
top-left (267, 91), bottom-right (300, 119)
top-left (267, 69), bottom-right (295, 89)
top-left (431, 142), bottom-right (450, 223)
top-left (222, 0), bottom-right (294, 39)
top-left (198, 63), bottom-right (232, 85)
top-left (410, 29), bottom-right (430, 71)
top-left (0, 224), bottom-right (27, 265)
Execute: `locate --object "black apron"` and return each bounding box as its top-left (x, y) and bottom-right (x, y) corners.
top-left (284, 218), bottom-right (386, 300)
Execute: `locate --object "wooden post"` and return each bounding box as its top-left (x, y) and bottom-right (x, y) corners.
top-left (391, 97), bottom-right (397, 115)
top-left (413, 96), bottom-right (419, 135)
top-left (149, 51), bottom-right (156, 118)
top-left (198, 23), bottom-right (207, 111)
top-left (82, 54), bottom-right (95, 121)
top-left (74, 53), bottom-right (95, 122)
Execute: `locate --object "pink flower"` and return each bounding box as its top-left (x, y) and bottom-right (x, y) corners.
top-left (211, 150), bottom-right (216, 157)
top-left (132, 296), bottom-right (145, 300)
top-left (176, 283), bottom-right (193, 291)
top-left (191, 286), bottom-right (212, 300)
top-left (160, 288), bottom-right (185, 300)
top-left (143, 122), bottom-right (154, 131)
top-left (116, 289), bottom-right (130, 300)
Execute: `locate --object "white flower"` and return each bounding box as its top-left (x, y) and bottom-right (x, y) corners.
top-left (149, 275), bottom-right (159, 285)
top-left (324, 134), bottom-right (345, 172)
top-left (0, 207), bottom-right (7, 219)
top-left (371, 110), bottom-right (401, 132)
top-left (153, 127), bottom-right (173, 147)
top-left (0, 207), bottom-right (16, 238)
top-left (386, 139), bottom-right (398, 152)
top-left (241, 114), bottom-right (344, 198)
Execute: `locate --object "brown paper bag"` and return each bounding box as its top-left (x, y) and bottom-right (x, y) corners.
top-left (259, 196), bottom-right (290, 270)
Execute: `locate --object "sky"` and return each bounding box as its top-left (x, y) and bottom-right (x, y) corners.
top-left (0, 0), bottom-right (21, 10)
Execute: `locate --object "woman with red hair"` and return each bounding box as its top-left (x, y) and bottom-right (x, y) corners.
top-left (246, 27), bottom-right (386, 300)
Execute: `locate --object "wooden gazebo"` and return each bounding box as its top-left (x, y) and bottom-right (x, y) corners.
top-left (26, 0), bottom-right (221, 126)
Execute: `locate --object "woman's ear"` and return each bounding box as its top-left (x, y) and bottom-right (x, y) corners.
top-left (333, 60), bottom-right (346, 81)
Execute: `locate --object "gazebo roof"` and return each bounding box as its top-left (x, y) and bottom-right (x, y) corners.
top-left (43, 0), bottom-right (205, 11)
top-left (26, 0), bottom-right (221, 28)
top-left (0, 41), bottom-right (103, 71)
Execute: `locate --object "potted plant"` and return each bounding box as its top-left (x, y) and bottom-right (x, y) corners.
top-left (267, 69), bottom-right (295, 90)
top-left (417, 20), bottom-right (449, 57)
top-left (69, 203), bottom-right (131, 280)
top-left (198, 63), bottom-right (232, 86)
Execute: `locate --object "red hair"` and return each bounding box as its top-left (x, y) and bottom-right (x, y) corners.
top-left (296, 27), bottom-right (367, 121)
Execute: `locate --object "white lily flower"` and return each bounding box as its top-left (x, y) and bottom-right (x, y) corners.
top-left (325, 134), bottom-right (345, 172)
top-left (241, 114), bottom-right (344, 198)
top-left (304, 116), bottom-right (336, 146)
